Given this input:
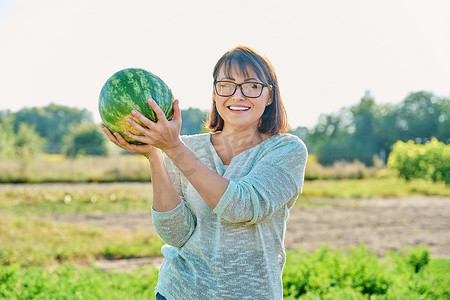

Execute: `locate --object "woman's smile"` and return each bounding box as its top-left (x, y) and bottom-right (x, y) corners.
top-left (227, 105), bottom-right (251, 112)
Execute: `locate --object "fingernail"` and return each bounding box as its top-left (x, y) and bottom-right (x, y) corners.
top-left (148, 98), bottom-right (154, 103)
top-left (131, 110), bottom-right (137, 115)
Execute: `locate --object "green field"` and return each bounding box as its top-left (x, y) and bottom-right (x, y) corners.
top-left (1, 155), bottom-right (449, 298)
top-left (1, 245), bottom-right (448, 299)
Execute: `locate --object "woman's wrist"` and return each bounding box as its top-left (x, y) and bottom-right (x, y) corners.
top-left (161, 139), bottom-right (185, 159)
top-left (146, 148), bottom-right (163, 162)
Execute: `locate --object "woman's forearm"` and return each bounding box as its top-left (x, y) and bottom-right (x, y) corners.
top-left (163, 141), bottom-right (229, 209)
top-left (148, 150), bottom-right (181, 212)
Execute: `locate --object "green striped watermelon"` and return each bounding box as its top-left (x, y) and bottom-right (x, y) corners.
top-left (99, 68), bottom-right (174, 144)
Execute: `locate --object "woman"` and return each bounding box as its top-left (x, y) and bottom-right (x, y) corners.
top-left (102, 46), bottom-right (307, 300)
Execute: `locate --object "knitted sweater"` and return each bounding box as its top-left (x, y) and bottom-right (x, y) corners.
top-left (152, 132), bottom-right (307, 299)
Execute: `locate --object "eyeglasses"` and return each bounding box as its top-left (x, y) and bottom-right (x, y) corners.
top-left (214, 80), bottom-right (268, 98)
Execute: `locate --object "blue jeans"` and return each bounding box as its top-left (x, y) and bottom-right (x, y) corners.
top-left (156, 293), bottom-right (167, 300)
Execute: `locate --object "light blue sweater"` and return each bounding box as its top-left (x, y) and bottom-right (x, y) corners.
top-left (151, 132), bottom-right (307, 299)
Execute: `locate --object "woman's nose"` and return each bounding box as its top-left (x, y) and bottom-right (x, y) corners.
top-left (232, 86), bottom-right (246, 100)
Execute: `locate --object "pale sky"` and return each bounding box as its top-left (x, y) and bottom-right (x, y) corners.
top-left (1, 0), bottom-right (449, 128)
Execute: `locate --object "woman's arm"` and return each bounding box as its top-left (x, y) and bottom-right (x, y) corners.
top-left (100, 123), bottom-right (180, 212)
top-left (147, 150), bottom-right (181, 212)
top-left (101, 119), bottom-right (196, 247)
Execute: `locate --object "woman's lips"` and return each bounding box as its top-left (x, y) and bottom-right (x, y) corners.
top-left (228, 105), bottom-right (250, 111)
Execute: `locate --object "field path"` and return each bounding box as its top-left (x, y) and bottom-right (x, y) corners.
top-left (45, 196), bottom-right (449, 271)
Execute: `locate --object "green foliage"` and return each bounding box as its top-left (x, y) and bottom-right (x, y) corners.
top-left (0, 122), bottom-right (16, 160)
top-left (1, 246), bottom-right (447, 299)
top-left (289, 126), bottom-right (308, 143)
top-left (0, 120), bottom-right (44, 161)
top-left (307, 90), bottom-right (449, 166)
top-left (14, 123), bottom-right (46, 159)
top-left (407, 245), bottom-right (430, 273)
top-left (180, 107), bottom-right (208, 135)
top-left (283, 245), bottom-right (389, 298)
top-left (64, 123), bottom-right (109, 157)
top-left (11, 103), bottom-right (92, 153)
top-left (388, 138), bottom-right (450, 184)
top-left (283, 245), bottom-right (449, 299)
top-left (0, 263), bottom-right (159, 299)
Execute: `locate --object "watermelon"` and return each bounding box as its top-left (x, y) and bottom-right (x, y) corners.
top-left (99, 68), bottom-right (174, 144)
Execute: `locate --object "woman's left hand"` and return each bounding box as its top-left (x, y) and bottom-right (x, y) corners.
top-left (126, 98), bottom-right (183, 152)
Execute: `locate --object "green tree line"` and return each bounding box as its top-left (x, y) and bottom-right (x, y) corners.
top-left (306, 90), bottom-right (449, 165)
top-left (0, 104), bottom-right (208, 159)
top-left (0, 90), bottom-right (448, 164)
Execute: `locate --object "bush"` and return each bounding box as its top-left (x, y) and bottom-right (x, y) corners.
top-left (388, 138), bottom-right (450, 184)
top-left (283, 245), bottom-right (449, 299)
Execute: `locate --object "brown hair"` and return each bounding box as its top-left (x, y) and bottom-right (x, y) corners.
top-left (206, 46), bottom-right (289, 135)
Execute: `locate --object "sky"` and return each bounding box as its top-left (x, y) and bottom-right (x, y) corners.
top-left (0, 0), bottom-right (449, 128)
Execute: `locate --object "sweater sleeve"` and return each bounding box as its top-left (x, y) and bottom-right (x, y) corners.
top-left (213, 137), bottom-right (307, 224)
top-left (151, 153), bottom-right (197, 248)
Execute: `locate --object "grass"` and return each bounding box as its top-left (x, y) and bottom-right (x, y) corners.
top-left (301, 177), bottom-right (450, 199)
top-left (1, 178), bottom-right (448, 217)
top-left (0, 212), bottom-right (164, 267)
top-left (0, 154), bottom-right (150, 183)
top-left (0, 182), bottom-right (152, 215)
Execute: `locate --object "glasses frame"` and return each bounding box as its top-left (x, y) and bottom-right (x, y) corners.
top-left (213, 80), bottom-right (269, 98)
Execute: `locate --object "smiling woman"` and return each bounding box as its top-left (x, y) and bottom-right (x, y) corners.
top-left (101, 45), bottom-right (308, 300)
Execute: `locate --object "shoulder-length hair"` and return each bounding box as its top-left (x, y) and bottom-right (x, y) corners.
top-left (206, 46), bottom-right (289, 135)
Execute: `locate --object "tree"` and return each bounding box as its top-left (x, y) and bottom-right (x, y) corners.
top-left (0, 122), bottom-right (16, 160)
top-left (12, 103), bottom-right (92, 153)
top-left (395, 91), bottom-right (443, 143)
top-left (349, 91), bottom-right (380, 165)
top-left (64, 124), bottom-right (109, 158)
top-left (290, 126), bottom-right (308, 143)
top-left (180, 108), bottom-right (208, 135)
top-left (308, 107), bottom-right (353, 165)
top-left (14, 123), bottom-right (45, 159)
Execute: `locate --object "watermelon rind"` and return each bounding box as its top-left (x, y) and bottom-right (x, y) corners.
top-left (99, 68), bottom-right (174, 144)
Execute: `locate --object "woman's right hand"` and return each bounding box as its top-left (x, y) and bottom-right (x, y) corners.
top-left (100, 124), bottom-right (159, 159)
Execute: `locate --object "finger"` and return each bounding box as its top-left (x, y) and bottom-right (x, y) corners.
top-left (114, 131), bottom-right (149, 154)
top-left (113, 131), bottom-right (132, 148)
top-left (101, 124), bottom-right (121, 145)
top-left (172, 99), bottom-right (182, 123)
top-left (127, 116), bottom-right (151, 134)
top-left (148, 98), bottom-right (168, 123)
top-left (124, 130), bottom-right (150, 144)
top-left (131, 110), bottom-right (156, 129)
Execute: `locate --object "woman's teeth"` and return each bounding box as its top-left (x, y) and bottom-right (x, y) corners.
top-left (228, 106), bottom-right (250, 111)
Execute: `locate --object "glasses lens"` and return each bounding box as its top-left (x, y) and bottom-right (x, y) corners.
top-left (215, 82), bottom-right (236, 96)
top-left (241, 83), bottom-right (263, 98)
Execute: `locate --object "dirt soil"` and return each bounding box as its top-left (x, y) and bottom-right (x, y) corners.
top-left (46, 196), bottom-right (449, 272)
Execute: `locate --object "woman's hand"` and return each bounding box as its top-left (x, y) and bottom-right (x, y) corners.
top-left (101, 98), bottom-right (183, 159)
top-left (101, 124), bottom-right (159, 159)
top-left (128, 98), bottom-right (182, 151)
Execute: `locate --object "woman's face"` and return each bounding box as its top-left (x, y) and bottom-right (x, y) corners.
top-left (213, 65), bottom-right (272, 132)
